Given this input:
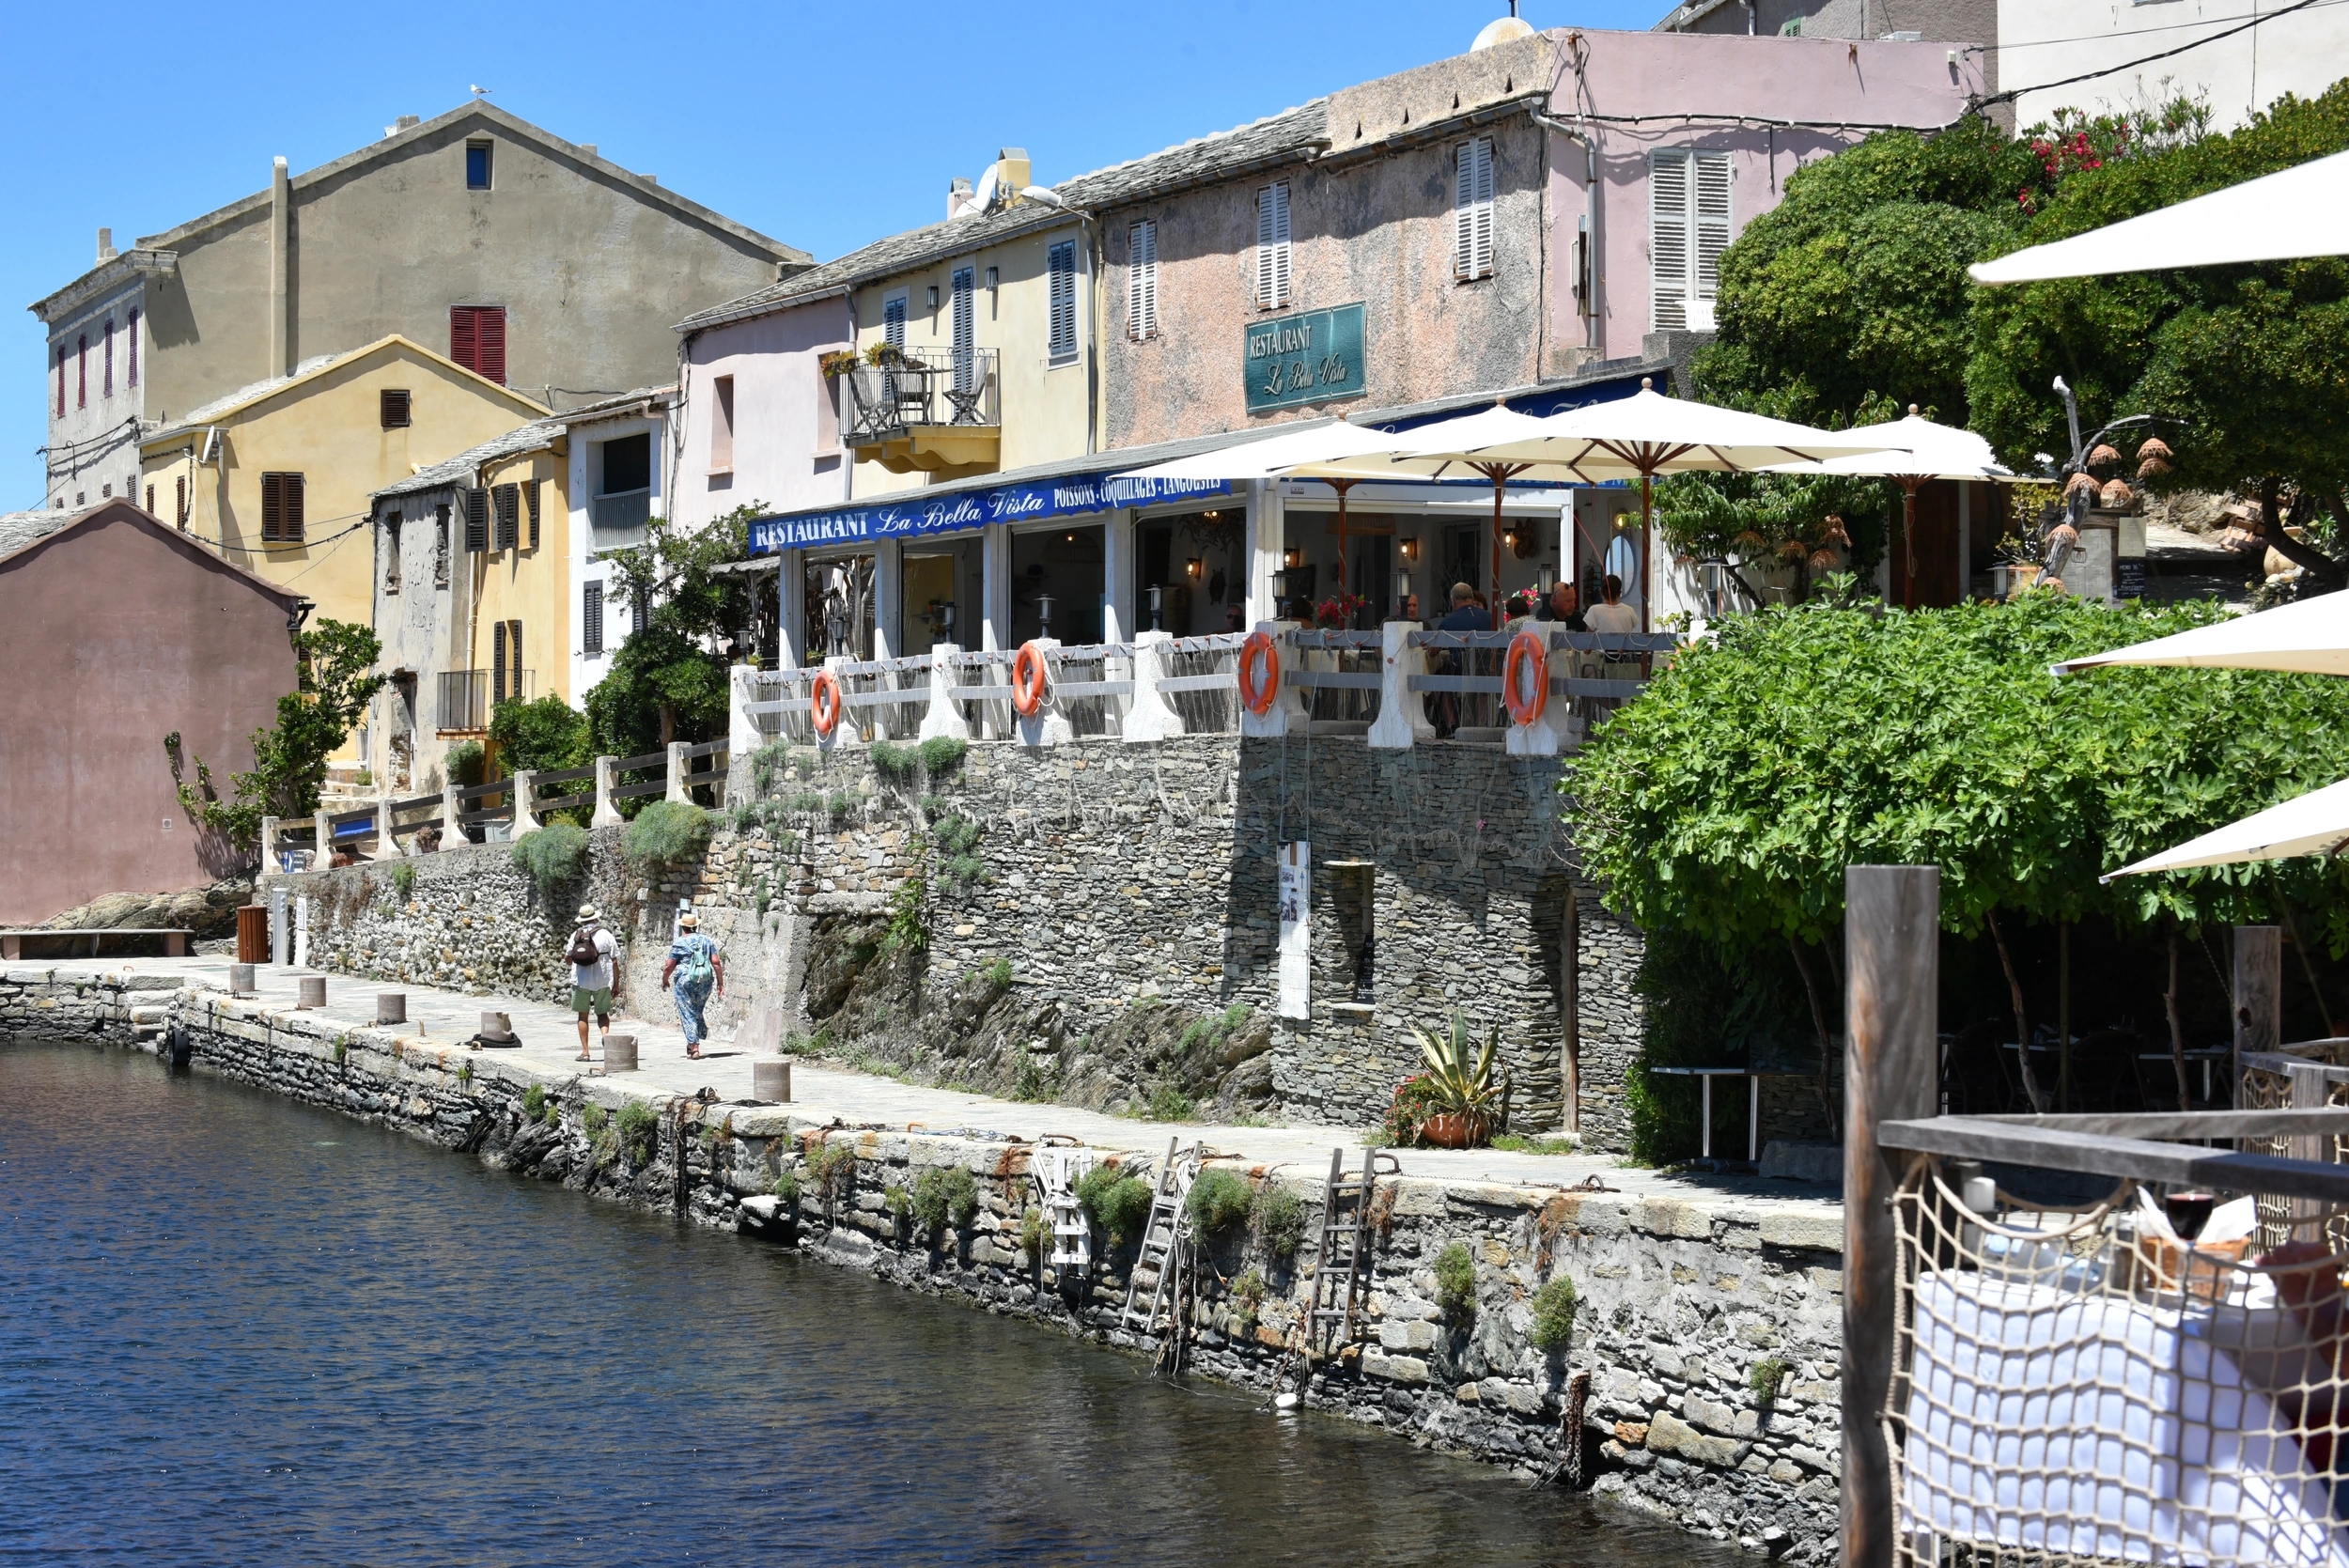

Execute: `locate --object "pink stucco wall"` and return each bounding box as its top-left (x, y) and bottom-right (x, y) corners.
top-left (673, 295), bottom-right (855, 531)
top-left (1548, 28), bottom-right (1983, 362)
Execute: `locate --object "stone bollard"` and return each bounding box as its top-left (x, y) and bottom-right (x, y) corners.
top-left (377, 993), bottom-right (406, 1025)
top-left (313, 808), bottom-right (334, 867)
top-left (665, 741), bottom-right (692, 804)
top-left (753, 1059), bottom-right (792, 1103)
top-left (479, 1011), bottom-right (515, 1044)
top-left (229, 963), bottom-right (257, 996)
top-left (297, 976), bottom-right (326, 1010)
top-left (439, 775), bottom-right (464, 851)
top-left (591, 755), bottom-right (625, 828)
top-left (604, 1035), bottom-right (639, 1072)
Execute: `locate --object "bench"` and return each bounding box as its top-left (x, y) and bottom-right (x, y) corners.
top-left (0, 928), bottom-right (192, 960)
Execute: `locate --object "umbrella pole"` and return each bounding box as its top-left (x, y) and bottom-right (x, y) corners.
top-left (1492, 479), bottom-right (1506, 630)
top-left (1641, 472), bottom-right (1653, 635)
top-left (1902, 480), bottom-right (1920, 611)
top-left (1328, 478), bottom-right (1354, 600)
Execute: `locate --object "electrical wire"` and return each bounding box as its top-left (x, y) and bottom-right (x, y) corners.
top-left (1975, 0), bottom-right (2331, 108)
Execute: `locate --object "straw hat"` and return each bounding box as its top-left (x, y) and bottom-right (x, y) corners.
top-left (576, 904), bottom-right (599, 922)
top-left (677, 911), bottom-right (699, 928)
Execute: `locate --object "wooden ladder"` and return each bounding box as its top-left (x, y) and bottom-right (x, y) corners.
top-left (1309, 1146), bottom-right (1391, 1353)
top-left (1031, 1143), bottom-right (1094, 1275)
top-left (1120, 1137), bottom-right (1201, 1336)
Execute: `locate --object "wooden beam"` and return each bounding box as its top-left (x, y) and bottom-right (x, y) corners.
top-left (1877, 1114), bottom-right (2349, 1205)
top-left (1843, 865), bottom-right (1939, 1568)
top-left (1968, 1108), bottom-right (2349, 1139)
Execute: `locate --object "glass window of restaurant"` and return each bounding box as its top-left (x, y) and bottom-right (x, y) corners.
top-left (1137, 505), bottom-right (1248, 636)
top-left (1275, 484), bottom-right (1595, 629)
top-left (1008, 522), bottom-right (1104, 645)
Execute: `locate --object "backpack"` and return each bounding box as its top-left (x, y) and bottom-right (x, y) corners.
top-left (566, 926), bottom-right (603, 969)
top-left (681, 938), bottom-right (714, 986)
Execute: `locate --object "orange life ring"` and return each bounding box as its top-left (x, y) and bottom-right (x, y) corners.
top-left (1237, 630), bottom-right (1281, 716)
top-left (1503, 630), bottom-right (1548, 728)
top-left (810, 669), bottom-right (843, 737)
top-left (1011, 641), bottom-right (1050, 718)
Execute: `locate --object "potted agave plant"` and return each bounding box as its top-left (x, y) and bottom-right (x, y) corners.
top-left (1408, 1013), bottom-right (1498, 1148)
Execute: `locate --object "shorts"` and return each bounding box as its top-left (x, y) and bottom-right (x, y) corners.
top-left (571, 986), bottom-right (614, 1018)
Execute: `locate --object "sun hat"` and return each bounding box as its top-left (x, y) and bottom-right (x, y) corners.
top-left (577, 904), bottom-right (599, 922)
top-left (677, 911), bottom-right (699, 928)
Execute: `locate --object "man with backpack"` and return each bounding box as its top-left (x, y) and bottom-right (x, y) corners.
top-left (567, 906), bottom-right (620, 1063)
top-left (661, 911), bottom-right (724, 1061)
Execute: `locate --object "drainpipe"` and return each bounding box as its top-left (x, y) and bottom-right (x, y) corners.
top-left (269, 157), bottom-right (293, 377)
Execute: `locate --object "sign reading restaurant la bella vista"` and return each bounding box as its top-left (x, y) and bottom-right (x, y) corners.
top-left (1245, 303), bottom-right (1367, 414)
top-left (746, 470), bottom-right (1235, 555)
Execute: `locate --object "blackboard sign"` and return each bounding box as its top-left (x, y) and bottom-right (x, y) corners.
top-left (2116, 558), bottom-right (2148, 600)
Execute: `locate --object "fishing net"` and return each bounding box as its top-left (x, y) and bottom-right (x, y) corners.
top-left (1889, 1155), bottom-right (2349, 1566)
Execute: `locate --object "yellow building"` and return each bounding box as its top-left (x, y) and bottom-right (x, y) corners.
top-left (139, 334), bottom-right (550, 638)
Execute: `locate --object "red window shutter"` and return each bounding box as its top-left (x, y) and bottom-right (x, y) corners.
top-left (451, 307), bottom-right (477, 373)
top-left (477, 307), bottom-right (506, 385)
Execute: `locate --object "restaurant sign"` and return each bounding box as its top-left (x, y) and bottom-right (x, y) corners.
top-left (747, 471), bottom-right (1235, 555)
top-left (1244, 303), bottom-right (1367, 414)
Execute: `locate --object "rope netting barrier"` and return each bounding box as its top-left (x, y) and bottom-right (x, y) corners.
top-left (1890, 1156), bottom-right (2349, 1566)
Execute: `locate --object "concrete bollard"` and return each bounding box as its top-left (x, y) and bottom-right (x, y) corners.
top-left (377, 993), bottom-right (406, 1025)
top-left (229, 963), bottom-right (256, 996)
top-left (297, 975), bottom-right (326, 1010)
top-left (604, 1034), bottom-right (638, 1072)
top-left (479, 1011), bottom-right (515, 1044)
top-left (753, 1059), bottom-right (792, 1103)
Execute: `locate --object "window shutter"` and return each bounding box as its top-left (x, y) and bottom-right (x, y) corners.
top-left (951, 266), bottom-right (975, 387)
top-left (128, 309), bottom-right (138, 388)
top-left (287, 474), bottom-right (304, 540)
top-left (883, 295), bottom-right (907, 351)
top-left (583, 581), bottom-right (604, 656)
top-left (260, 472), bottom-right (305, 543)
top-left (464, 487), bottom-right (489, 551)
top-left (103, 319), bottom-right (114, 398)
top-left (175, 475), bottom-right (187, 529)
top-left (1048, 242), bottom-right (1078, 358)
top-left (478, 307), bottom-right (506, 384)
top-left (450, 307), bottom-right (476, 371)
top-left (1649, 151), bottom-right (1691, 332)
top-left (492, 483), bottom-right (519, 551)
top-left (1692, 151), bottom-right (1733, 328)
top-left (56, 346), bottom-right (66, 416)
top-left (381, 388), bottom-right (412, 428)
top-left (77, 335), bottom-right (87, 410)
top-left (1454, 138), bottom-right (1496, 282)
top-left (526, 479), bottom-right (541, 550)
top-left (508, 621), bottom-right (522, 697)
top-left (146, 484), bottom-right (154, 515)
top-left (1256, 184), bottom-right (1291, 308)
top-left (492, 620), bottom-right (507, 705)
top-left (1128, 222), bottom-right (1158, 340)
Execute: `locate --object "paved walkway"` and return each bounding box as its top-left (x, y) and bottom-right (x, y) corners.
top-left (29, 954), bottom-right (1839, 1216)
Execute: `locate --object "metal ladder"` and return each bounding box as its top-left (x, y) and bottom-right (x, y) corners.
top-left (1031, 1142), bottom-right (1095, 1275)
top-left (1120, 1137), bottom-right (1201, 1336)
top-left (1309, 1146), bottom-right (1392, 1353)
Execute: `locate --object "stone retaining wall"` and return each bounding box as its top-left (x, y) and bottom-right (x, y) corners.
top-left (3, 966), bottom-right (1843, 1561)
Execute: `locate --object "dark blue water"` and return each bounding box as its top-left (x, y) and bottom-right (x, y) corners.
top-left (0, 1044), bottom-right (1726, 1566)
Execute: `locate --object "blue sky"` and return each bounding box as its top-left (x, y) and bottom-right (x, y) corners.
top-left (2, 0), bottom-right (1658, 507)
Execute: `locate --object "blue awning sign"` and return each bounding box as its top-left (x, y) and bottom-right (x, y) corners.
top-left (748, 473), bottom-right (1237, 555)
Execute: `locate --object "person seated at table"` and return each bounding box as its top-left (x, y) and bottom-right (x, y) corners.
top-left (1584, 574), bottom-right (1640, 634)
top-left (1501, 589), bottom-right (1542, 633)
top-left (1540, 580), bottom-right (1586, 630)
top-left (1425, 582), bottom-right (1485, 737)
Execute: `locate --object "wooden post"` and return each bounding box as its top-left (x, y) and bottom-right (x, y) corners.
top-left (2236, 925), bottom-right (2281, 1100)
top-left (1843, 864), bottom-right (1940, 1568)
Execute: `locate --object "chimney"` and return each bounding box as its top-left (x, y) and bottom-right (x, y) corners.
top-left (269, 157), bottom-right (294, 378)
top-left (996, 147), bottom-right (1032, 197)
top-left (96, 227), bottom-right (117, 264)
top-left (383, 114), bottom-right (421, 138)
top-left (580, 143), bottom-right (598, 158)
top-left (947, 176), bottom-right (973, 219)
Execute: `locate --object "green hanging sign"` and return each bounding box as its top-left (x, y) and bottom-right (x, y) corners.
top-left (1244, 303), bottom-right (1367, 413)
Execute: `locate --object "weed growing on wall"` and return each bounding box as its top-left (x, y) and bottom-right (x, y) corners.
top-left (984, 957), bottom-right (1013, 990)
top-left (624, 800), bottom-right (713, 866)
top-left (1750, 1356), bottom-right (1792, 1403)
top-left (1076, 1166), bottom-right (1155, 1249)
top-left (750, 739), bottom-right (793, 797)
top-left (1434, 1242), bottom-right (1477, 1321)
top-left (616, 1101), bottom-right (659, 1164)
top-left (1010, 1044), bottom-right (1059, 1103)
top-left (910, 1165), bottom-right (980, 1243)
top-left (1185, 1170), bottom-right (1252, 1239)
top-left (915, 736), bottom-right (967, 779)
top-left (927, 811), bottom-right (986, 889)
top-left (1249, 1181), bottom-right (1309, 1263)
top-left (1230, 1266), bottom-right (1269, 1335)
top-left (1529, 1275), bottom-right (1579, 1352)
top-left (511, 822), bottom-right (589, 893)
top-left (523, 1085), bottom-right (547, 1118)
top-left (1019, 1205), bottom-right (1045, 1258)
top-left (867, 740), bottom-right (919, 785)
top-left (772, 1168), bottom-right (801, 1206)
top-left (389, 862), bottom-right (416, 900)
top-left (805, 1139), bottom-right (858, 1210)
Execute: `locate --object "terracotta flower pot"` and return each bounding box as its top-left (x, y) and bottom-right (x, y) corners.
top-left (1421, 1112), bottom-right (1486, 1149)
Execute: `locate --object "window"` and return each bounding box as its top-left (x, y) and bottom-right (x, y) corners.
top-left (1128, 222), bottom-right (1159, 340)
top-left (583, 580), bottom-right (605, 656)
top-left (1255, 183), bottom-right (1292, 309)
top-left (492, 621), bottom-right (508, 704)
top-left (1455, 137), bottom-right (1496, 282)
top-left (464, 487), bottom-right (489, 551)
top-left (381, 388), bottom-right (412, 428)
top-left (128, 309), bottom-right (138, 388)
top-left (103, 318), bottom-right (115, 398)
top-left (710, 375), bottom-right (735, 472)
top-left (466, 141), bottom-right (492, 190)
top-left (1649, 148), bottom-right (1732, 331)
top-left (526, 479), bottom-right (541, 550)
top-left (950, 267), bottom-right (975, 388)
top-left (599, 432), bottom-right (650, 494)
top-left (491, 483), bottom-right (520, 551)
top-left (260, 472), bottom-right (305, 543)
top-left (433, 504), bottom-right (451, 587)
top-left (175, 475), bottom-right (188, 529)
top-left (55, 346), bottom-right (66, 416)
top-left (882, 292), bottom-right (908, 353)
top-left (77, 334), bottom-right (87, 410)
top-left (146, 483), bottom-right (154, 515)
top-left (384, 514), bottom-right (402, 594)
top-left (1048, 240), bottom-right (1078, 361)
top-left (449, 305), bottom-right (507, 383)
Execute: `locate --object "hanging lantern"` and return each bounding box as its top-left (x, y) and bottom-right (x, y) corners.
top-left (2099, 478), bottom-right (2135, 509)
top-left (2137, 436), bottom-right (2174, 479)
top-left (2065, 471), bottom-right (2099, 499)
top-left (2087, 442), bottom-right (2123, 469)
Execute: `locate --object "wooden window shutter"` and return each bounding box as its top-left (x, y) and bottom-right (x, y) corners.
top-left (526, 479), bottom-right (541, 550)
top-left (477, 307), bottom-right (506, 384)
top-left (492, 483), bottom-right (520, 551)
top-left (260, 472), bottom-right (305, 542)
top-left (1692, 151), bottom-right (1734, 328)
top-left (1455, 138), bottom-right (1495, 281)
top-left (492, 620), bottom-right (507, 705)
top-left (77, 335), bottom-right (87, 409)
top-left (882, 295), bottom-right (908, 350)
top-left (56, 346), bottom-right (66, 416)
top-left (381, 388), bottom-right (412, 428)
top-left (146, 483), bottom-right (154, 515)
top-left (583, 580), bottom-right (604, 656)
top-left (1649, 151), bottom-right (1691, 332)
top-left (508, 621), bottom-right (522, 697)
top-left (450, 307), bottom-right (476, 370)
top-left (175, 475), bottom-right (187, 528)
top-left (128, 309), bottom-right (138, 388)
top-left (103, 319), bottom-right (114, 398)
top-left (1048, 242), bottom-right (1078, 358)
top-left (1128, 222), bottom-right (1158, 340)
top-left (450, 306), bottom-right (507, 383)
top-left (950, 267), bottom-right (975, 386)
top-left (1256, 184), bottom-right (1291, 308)
top-left (464, 487), bottom-right (489, 551)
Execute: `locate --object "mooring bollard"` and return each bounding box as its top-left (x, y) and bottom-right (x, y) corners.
top-left (228, 963), bottom-right (256, 996)
top-left (479, 1011), bottom-right (515, 1044)
top-left (604, 1035), bottom-right (638, 1072)
top-left (297, 976), bottom-right (326, 1010)
top-left (377, 993), bottom-right (406, 1025)
top-left (754, 1059), bottom-right (792, 1103)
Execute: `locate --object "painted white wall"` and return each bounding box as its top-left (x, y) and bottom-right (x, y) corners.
top-left (42, 276), bottom-right (148, 512)
top-left (567, 407), bottom-right (667, 705)
top-left (1997, 0), bottom-right (2349, 132)
top-left (671, 295), bottom-right (854, 533)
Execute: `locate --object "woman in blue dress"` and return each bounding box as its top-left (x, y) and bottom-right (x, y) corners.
top-left (661, 912), bottom-right (725, 1060)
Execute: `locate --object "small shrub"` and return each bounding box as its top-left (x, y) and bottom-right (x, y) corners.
top-left (616, 1101), bottom-right (660, 1164)
top-left (1529, 1275), bottom-right (1579, 1352)
top-left (445, 739), bottom-right (487, 789)
top-left (1433, 1242), bottom-right (1477, 1320)
top-left (885, 1185), bottom-right (912, 1228)
top-left (916, 736), bottom-right (968, 778)
top-left (625, 800), bottom-right (714, 866)
top-left (1250, 1181), bottom-right (1309, 1262)
top-left (753, 874), bottom-right (772, 916)
top-left (1750, 1356), bottom-right (1792, 1403)
top-left (750, 738), bottom-right (793, 797)
top-left (543, 1100), bottom-right (561, 1128)
top-left (512, 821), bottom-right (589, 890)
top-left (389, 862), bottom-right (417, 898)
top-left (456, 1060), bottom-right (473, 1086)
top-left (879, 864), bottom-right (928, 956)
top-left (1490, 1133), bottom-right (1579, 1156)
top-left (1230, 1266), bottom-right (1269, 1334)
top-left (523, 1084), bottom-right (547, 1118)
top-left (1019, 1205), bottom-right (1045, 1258)
top-left (583, 1104), bottom-right (609, 1136)
top-left (1010, 1045), bottom-right (1057, 1103)
top-left (928, 811), bottom-right (986, 888)
top-left (806, 1139), bottom-right (857, 1207)
top-left (334, 1035), bottom-right (350, 1066)
top-left (773, 1169), bottom-right (801, 1206)
top-left (912, 1165), bottom-right (979, 1239)
top-left (1077, 1167), bottom-right (1156, 1248)
top-left (1143, 1083), bottom-right (1196, 1122)
top-left (867, 739), bottom-right (919, 784)
top-left (984, 956), bottom-right (1014, 990)
top-left (1185, 1169), bottom-right (1252, 1238)
top-left (825, 790), bottom-right (859, 819)
top-left (945, 1166), bottom-right (980, 1230)
top-left (786, 789), bottom-right (827, 814)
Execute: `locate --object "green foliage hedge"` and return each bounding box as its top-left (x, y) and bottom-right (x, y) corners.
top-left (624, 800), bottom-right (713, 866)
top-left (1077, 1167), bottom-right (1155, 1248)
top-left (1185, 1169), bottom-right (1252, 1238)
top-left (511, 822), bottom-right (589, 891)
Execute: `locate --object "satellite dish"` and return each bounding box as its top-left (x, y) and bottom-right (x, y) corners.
top-left (198, 427), bottom-right (221, 466)
top-left (1471, 14), bottom-right (1534, 49)
top-left (971, 164), bottom-right (1001, 211)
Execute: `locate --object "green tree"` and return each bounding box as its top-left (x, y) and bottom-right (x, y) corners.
top-left (586, 503), bottom-right (765, 756)
top-left (1655, 470), bottom-right (1890, 606)
top-left (489, 694), bottom-right (592, 774)
top-left (170, 617), bottom-right (387, 853)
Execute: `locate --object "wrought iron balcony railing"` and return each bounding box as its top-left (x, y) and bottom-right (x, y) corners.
top-left (838, 348), bottom-right (1001, 451)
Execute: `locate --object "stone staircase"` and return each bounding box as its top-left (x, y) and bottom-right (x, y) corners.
top-left (317, 760), bottom-right (377, 807)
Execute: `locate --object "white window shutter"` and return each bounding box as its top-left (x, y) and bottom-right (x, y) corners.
top-left (1257, 184), bottom-right (1290, 308)
top-left (1692, 151), bottom-right (1733, 329)
top-left (1128, 222), bottom-right (1158, 340)
top-left (1455, 138), bottom-right (1495, 281)
top-left (1649, 151), bottom-right (1691, 332)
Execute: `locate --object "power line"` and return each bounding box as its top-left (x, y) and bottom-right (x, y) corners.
top-left (1977, 0), bottom-right (2330, 108)
top-left (1965, 0), bottom-right (2346, 54)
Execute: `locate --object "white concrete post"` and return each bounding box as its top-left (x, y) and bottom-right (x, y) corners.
top-left (1245, 478), bottom-right (1285, 629)
top-left (439, 774), bottom-right (463, 850)
top-left (1015, 639), bottom-right (1072, 749)
top-left (591, 755), bottom-right (625, 828)
top-left (981, 522), bottom-right (1011, 653)
top-left (1239, 623), bottom-right (1305, 739)
top-left (728, 663), bottom-right (761, 805)
top-left (1504, 660), bottom-right (1573, 758)
top-left (1103, 508), bottom-right (1136, 646)
top-left (918, 643), bottom-right (971, 741)
top-left (817, 654), bottom-right (862, 753)
top-left (873, 536), bottom-right (904, 662)
top-left (373, 792), bottom-right (400, 858)
top-left (1120, 629), bottom-right (1185, 744)
top-left (313, 808), bottom-right (334, 867)
top-left (777, 550), bottom-right (806, 670)
top-left (1367, 617), bottom-right (1435, 750)
top-left (663, 742), bottom-right (692, 804)
top-left (510, 769), bottom-right (541, 838)
top-left (292, 894), bottom-right (311, 970)
top-left (258, 815), bottom-right (281, 878)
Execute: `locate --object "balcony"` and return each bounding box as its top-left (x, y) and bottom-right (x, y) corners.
top-left (590, 488), bottom-right (651, 552)
top-left (437, 668), bottom-right (534, 736)
top-left (837, 347), bottom-right (1000, 476)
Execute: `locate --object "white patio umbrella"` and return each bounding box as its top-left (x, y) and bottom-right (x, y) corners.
top-left (2051, 591), bottom-right (2349, 676)
top-left (1316, 381), bottom-right (1907, 628)
top-left (2107, 774), bottom-right (2349, 878)
top-left (1970, 147), bottom-right (2349, 285)
top-left (1764, 406), bottom-right (2013, 609)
